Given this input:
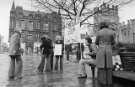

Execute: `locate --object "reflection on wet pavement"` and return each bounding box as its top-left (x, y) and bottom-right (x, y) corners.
top-left (0, 53), bottom-right (135, 87)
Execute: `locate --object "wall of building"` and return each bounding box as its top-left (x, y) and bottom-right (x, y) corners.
top-left (9, 3), bottom-right (62, 54)
top-left (118, 19), bottom-right (135, 43)
top-left (93, 3), bottom-right (119, 33)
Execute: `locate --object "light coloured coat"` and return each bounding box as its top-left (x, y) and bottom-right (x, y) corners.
top-left (9, 33), bottom-right (21, 55)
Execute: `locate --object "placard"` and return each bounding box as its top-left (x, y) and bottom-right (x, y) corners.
top-left (54, 44), bottom-right (62, 55)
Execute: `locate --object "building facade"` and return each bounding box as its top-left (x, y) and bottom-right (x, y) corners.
top-left (118, 19), bottom-right (135, 43)
top-left (93, 3), bottom-right (119, 32)
top-left (93, 3), bottom-right (120, 42)
top-left (9, 2), bottom-right (62, 54)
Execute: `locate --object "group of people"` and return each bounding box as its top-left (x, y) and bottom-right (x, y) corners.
top-left (77, 22), bottom-right (117, 86)
top-left (8, 31), bottom-right (64, 80)
top-left (8, 21), bottom-right (118, 86)
top-left (37, 35), bottom-right (64, 73)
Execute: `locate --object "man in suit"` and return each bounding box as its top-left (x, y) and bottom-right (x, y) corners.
top-left (95, 22), bottom-right (116, 85)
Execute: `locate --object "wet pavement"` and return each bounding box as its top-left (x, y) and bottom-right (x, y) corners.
top-left (0, 53), bottom-right (135, 87)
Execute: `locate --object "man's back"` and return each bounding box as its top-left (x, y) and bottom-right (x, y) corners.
top-left (96, 28), bottom-right (115, 45)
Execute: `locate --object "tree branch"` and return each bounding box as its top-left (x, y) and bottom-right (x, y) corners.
top-left (79, 0), bottom-right (88, 16)
top-left (53, 0), bottom-right (75, 16)
top-left (72, 0), bottom-right (77, 16)
top-left (35, 0), bottom-right (56, 12)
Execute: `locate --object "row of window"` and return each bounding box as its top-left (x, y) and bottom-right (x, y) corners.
top-left (21, 33), bottom-right (42, 42)
top-left (14, 20), bottom-right (49, 31)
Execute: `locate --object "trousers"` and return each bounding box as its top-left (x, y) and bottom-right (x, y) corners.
top-left (79, 58), bottom-right (95, 75)
top-left (8, 55), bottom-right (23, 78)
top-left (38, 54), bottom-right (51, 72)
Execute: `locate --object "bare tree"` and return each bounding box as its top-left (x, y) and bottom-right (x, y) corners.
top-left (31, 0), bottom-right (134, 26)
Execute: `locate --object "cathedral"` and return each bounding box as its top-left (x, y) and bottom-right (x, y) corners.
top-left (9, 2), bottom-right (62, 54)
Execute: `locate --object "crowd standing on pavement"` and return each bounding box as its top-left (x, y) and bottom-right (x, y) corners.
top-left (8, 21), bottom-right (120, 87)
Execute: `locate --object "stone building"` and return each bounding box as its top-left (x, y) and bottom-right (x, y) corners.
top-left (93, 3), bottom-right (119, 33)
top-left (9, 2), bottom-right (62, 54)
top-left (118, 19), bottom-right (135, 43)
top-left (92, 3), bottom-right (121, 42)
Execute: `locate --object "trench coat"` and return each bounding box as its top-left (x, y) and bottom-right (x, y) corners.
top-left (9, 33), bottom-right (21, 55)
top-left (95, 28), bottom-right (116, 85)
top-left (95, 28), bottom-right (116, 68)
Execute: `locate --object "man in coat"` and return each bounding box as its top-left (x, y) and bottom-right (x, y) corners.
top-left (8, 30), bottom-right (23, 80)
top-left (95, 22), bottom-right (116, 85)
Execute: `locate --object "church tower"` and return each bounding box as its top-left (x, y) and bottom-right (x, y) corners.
top-left (9, 1), bottom-right (16, 40)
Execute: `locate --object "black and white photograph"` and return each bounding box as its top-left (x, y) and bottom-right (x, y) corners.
top-left (0, 0), bottom-right (135, 87)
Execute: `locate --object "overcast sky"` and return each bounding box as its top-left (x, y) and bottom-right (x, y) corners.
top-left (0, 0), bottom-right (135, 43)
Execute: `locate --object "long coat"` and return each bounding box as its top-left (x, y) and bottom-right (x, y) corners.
top-left (95, 28), bottom-right (116, 68)
top-left (9, 33), bottom-right (21, 55)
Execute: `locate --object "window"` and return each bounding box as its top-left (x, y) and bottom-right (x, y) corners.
top-left (35, 22), bottom-right (40, 29)
top-left (27, 34), bottom-right (33, 41)
top-left (21, 21), bottom-right (25, 30)
top-left (11, 21), bottom-right (14, 28)
top-left (133, 33), bottom-right (135, 43)
top-left (29, 22), bottom-right (33, 30)
top-left (43, 23), bottom-right (49, 31)
top-left (53, 25), bottom-right (58, 31)
top-left (16, 21), bottom-right (21, 28)
top-left (124, 31), bottom-right (126, 36)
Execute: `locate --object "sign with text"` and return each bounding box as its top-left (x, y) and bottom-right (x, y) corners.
top-left (54, 44), bottom-right (62, 56)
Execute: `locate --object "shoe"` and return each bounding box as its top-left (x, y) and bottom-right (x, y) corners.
top-left (77, 74), bottom-right (87, 78)
top-left (8, 76), bottom-right (14, 81)
top-left (16, 76), bottom-right (22, 79)
top-left (45, 69), bottom-right (51, 72)
top-left (36, 70), bottom-right (43, 74)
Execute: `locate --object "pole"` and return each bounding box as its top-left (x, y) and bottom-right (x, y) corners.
top-left (80, 43), bottom-right (83, 59)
